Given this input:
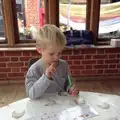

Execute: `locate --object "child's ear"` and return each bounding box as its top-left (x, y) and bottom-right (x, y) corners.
top-left (36, 48), bottom-right (41, 54)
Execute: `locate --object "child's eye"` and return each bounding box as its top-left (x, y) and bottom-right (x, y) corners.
top-left (58, 52), bottom-right (61, 55)
top-left (49, 52), bottom-right (61, 56)
top-left (49, 53), bottom-right (54, 55)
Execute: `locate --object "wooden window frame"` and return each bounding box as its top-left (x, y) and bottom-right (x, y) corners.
top-left (2, 0), bottom-right (17, 46)
top-left (49, 0), bottom-right (109, 45)
top-left (0, 0), bottom-right (110, 47)
top-left (1, 0), bottom-right (49, 47)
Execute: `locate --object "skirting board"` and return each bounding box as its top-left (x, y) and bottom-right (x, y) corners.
top-left (0, 76), bottom-right (120, 84)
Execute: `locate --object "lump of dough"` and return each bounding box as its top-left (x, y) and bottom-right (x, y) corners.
top-left (97, 102), bottom-right (110, 109)
top-left (12, 109), bottom-right (25, 119)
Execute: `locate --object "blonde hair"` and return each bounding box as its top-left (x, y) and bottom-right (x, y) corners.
top-left (36, 24), bottom-right (66, 49)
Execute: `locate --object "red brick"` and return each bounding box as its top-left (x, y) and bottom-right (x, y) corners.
top-left (19, 57), bottom-right (31, 61)
top-left (0, 57), bottom-right (10, 62)
top-left (69, 56), bottom-right (84, 60)
top-left (66, 61), bottom-right (73, 65)
top-left (105, 59), bottom-right (119, 64)
top-left (0, 73), bottom-right (6, 78)
top-left (93, 55), bottom-right (107, 59)
top-left (97, 70), bottom-right (103, 74)
top-left (94, 65), bottom-right (108, 69)
top-left (97, 49), bottom-right (105, 54)
top-left (70, 65), bottom-right (84, 70)
top-left (0, 52), bottom-right (4, 56)
top-left (109, 64), bottom-right (116, 68)
top-left (7, 62), bottom-right (24, 67)
top-left (73, 50), bottom-right (81, 55)
top-left (97, 60), bottom-right (104, 64)
top-left (71, 74), bottom-right (81, 77)
top-left (117, 54), bottom-right (120, 58)
top-left (21, 67), bottom-right (28, 72)
top-left (82, 60), bottom-right (96, 64)
top-left (105, 48), bottom-right (120, 53)
top-left (117, 64), bottom-right (120, 68)
top-left (0, 68), bottom-right (11, 72)
top-left (85, 65), bottom-right (92, 69)
top-left (5, 51), bottom-right (22, 56)
top-left (109, 54), bottom-right (116, 59)
top-left (30, 51), bottom-right (39, 56)
top-left (82, 70), bottom-right (96, 75)
top-left (84, 55), bottom-right (92, 59)
top-left (0, 63), bottom-right (6, 67)
top-left (62, 50), bottom-right (72, 55)
top-left (12, 68), bottom-right (20, 72)
top-left (7, 77), bottom-right (24, 81)
top-left (11, 57), bottom-right (19, 61)
top-left (104, 69), bottom-right (118, 74)
top-left (22, 52), bottom-right (31, 56)
top-left (61, 56), bottom-right (68, 60)
top-left (24, 62), bottom-right (28, 67)
top-left (8, 73), bottom-right (24, 77)
top-left (81, 49), bottom-right (96, 54)
top-left (71, 70), bottom-right (81, 74)
top-left (73, 61), bottom-right (81, 65)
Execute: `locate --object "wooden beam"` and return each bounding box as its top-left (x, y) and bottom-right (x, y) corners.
top-left (86, 0), bottom-right (92, 30)
top-left (48, 0), bottom-right (59, 27)
top-left (11, 0), bottom-right (19, 43)
top-left (89, 0), bottom-right (101, 44)
top-left (56, 0), bottom-right (59, 27)
top-left (2, 0), bottom-right (16, 46)
top-left (45, 0), bottom-right (49, 24)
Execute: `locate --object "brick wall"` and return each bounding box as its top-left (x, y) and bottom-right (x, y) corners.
top-left (0, 48), bottom-right (120, 83)
top-left (24, 0), bottom-right (40, 28)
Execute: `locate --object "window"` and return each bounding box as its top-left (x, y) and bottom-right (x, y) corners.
top-left (98, 0), bottom-right (120, 39)
top-left (0, 0), bottom-right (5, 43)
top-left (59, 0), bottom-right (87, 32)
top-left (16, 0), bottom-right (45, 41)
top-left (0, 0), bottom-right (112, 46)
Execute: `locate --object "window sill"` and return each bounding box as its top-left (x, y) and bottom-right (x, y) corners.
top-left (0, 47), bottom-right (36, 51)
top-left (0, 44), bottom-right (116, 51)
top-left (66, 44), bottom-right (114, 49)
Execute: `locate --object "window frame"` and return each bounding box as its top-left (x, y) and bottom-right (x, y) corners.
top-left (0, 0), bottom-right (110, 47)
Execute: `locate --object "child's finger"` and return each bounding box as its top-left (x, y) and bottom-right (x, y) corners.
top-left (51, 67), bottom-right (56, 72)
top-left (50, 62), bottom-right (57, 68)
top-left (68, 85), bottom-right (75, 94)
top-left (70, 85), bottom-right (79, 96)
top-left (72, 88), bottom-right (79, 95)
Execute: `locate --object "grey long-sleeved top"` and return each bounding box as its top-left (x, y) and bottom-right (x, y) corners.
top-left (25, 59), bottom-right (69, 99)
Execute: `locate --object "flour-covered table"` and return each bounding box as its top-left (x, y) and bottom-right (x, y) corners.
top-left (0, 92), bottom-right (120, 120)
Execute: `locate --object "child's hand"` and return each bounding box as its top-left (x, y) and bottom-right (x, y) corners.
top-left (45, 62), bottom-right (57, 79)
top-left (68, 84), bottom-right (79, 96)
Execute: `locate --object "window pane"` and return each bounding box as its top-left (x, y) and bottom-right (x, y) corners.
top-left (0, 0), bottom-right (5, 41)
top-left (59, 0), bottom-right (87, 32)
top-left (16, 0), bottom-right (45, 40)
top-left (98, 0), bottom-right (120, 39)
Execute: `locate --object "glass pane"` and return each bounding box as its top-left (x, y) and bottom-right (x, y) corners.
top-left (98, 0), bottom-right (120, 39)
top-left (59, 0), bottom-right (87, 32)
top-left (16, 0), bottom-right (45, 40)
top-left (0, 0), bottom-right (5, 41)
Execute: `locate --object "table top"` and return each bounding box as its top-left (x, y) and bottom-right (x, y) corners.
top-left (0, 92), bottom-right (120, 120)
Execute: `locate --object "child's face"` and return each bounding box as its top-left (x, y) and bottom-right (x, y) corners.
top-left (38, 45), bottom-right (64, 65)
